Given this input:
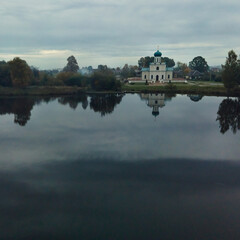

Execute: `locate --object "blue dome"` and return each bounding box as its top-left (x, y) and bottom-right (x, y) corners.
top-left (154, 50), bottom-right (162, 57)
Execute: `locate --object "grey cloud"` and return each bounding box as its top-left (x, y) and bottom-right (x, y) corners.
top-left (1, 0), bottom-right (240, 68)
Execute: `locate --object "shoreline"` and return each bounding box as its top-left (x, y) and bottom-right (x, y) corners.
top-left (0, 85), bottom-right (239, 97)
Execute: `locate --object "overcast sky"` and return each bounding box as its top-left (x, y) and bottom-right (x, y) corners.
top-left (1, 0), bottom-right (240, 69)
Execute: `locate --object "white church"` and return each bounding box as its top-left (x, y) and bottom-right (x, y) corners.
top-left (141, 50), bottom-right (173, 83)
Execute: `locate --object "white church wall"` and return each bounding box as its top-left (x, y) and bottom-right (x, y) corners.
top-left (141, 72), bottom-right (150, 81)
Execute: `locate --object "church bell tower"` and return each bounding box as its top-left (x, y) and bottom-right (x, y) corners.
top-left (154, 49), bottom-right (162, 64)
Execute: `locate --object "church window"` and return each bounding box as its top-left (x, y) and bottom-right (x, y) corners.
top-left (151, 75), bottom-right (153, 79)
top-left (156, 67), bottom-right (159, 70)
top-left (168, 74), bottom-right (170, 79)
top-left (155, 100), bottom-right (158, 104)
top-left (144, 75), bottom-right (146, 79)
top-left (162, 75), bottom-right (164, 79)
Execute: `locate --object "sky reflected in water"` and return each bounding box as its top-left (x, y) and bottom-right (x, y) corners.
top-left (0, 94), bottom-right (239, 169)
top-left (0, 94), bottom-right (240, 240)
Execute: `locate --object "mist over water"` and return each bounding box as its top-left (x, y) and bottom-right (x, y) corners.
top-left (0, 94), bottom-right (240, 240)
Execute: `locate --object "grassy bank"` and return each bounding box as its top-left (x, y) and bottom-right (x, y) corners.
top-left (0, 83), bottom-right (240, 97)
top-left (0, 86), bottom-right (85, 96)
top-left (122, 83), bottom-right (240, 97)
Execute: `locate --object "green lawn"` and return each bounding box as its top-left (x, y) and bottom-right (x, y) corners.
top-left (188, 81), bottom-right (223, 86)
top-left (122, 82), bottom-right (240, 96)
top-left (0, 86), bottom-right (84, 96)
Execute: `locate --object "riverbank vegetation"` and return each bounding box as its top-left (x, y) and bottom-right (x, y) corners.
top-left (123, 82), bottom-right (240, 96)
top-left (222, 50), bottom-right (240, 90)
top-left (0, 82), bottom-right (239, 97)
top-left (0, 50), bottom-right (239, 96)
top-left (0, 56), bottom-right (121, 92)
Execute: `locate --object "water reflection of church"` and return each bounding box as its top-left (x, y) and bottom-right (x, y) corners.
top-left (140, 93), bottom-right (166, 117)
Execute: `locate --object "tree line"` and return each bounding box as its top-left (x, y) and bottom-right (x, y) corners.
top-left (0, 50), bottom-right (239, 90)
top-left (0, 55), bottom-right (180, 88)
top-left (0, 56), bottom-right (121, 91)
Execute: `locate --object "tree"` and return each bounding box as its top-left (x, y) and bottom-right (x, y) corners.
top-left (97, 64), bottom-right (115, 75)
top-left (162, 57), bottom-right (175, 68)
top-left (63, 56), bottom-right (79, 73)
top-left (8, 57), bottom-right (32, 87)
top-left (120, 64), bottom-right (138, 79)
top-left (129, 65), bottom-right (138, 77)
top-left (184, 67), bottom-right (191, 76)
top-left (31, 67), bottom-right (40, 85)
top-left (121, 64), bottom-right (130, 79)
top-left (189, 56), bottom-right (209, 73)
top-left (58, 73), bottom-right (88, 87)
top-left (175, 62), bottom-right (190, 77)
top-left (98, 65), bottom-right (108, 71)
top-left (138, 56), bottom-right (175, 68)
top-left (138, 56), bottom-right (154, 68)
top-left (87, 66), bottom-right (93, 71)
top-left (56, 72), bottom-right (74, 85)
top-left (0, 61), bottom-right (12, 86)
top-left (176, 62), bottom-right (186, 70)
top-left (90, 72), bottom-right (121, 91)
top-left (222, 50), bottom-right (240, 89)
top-left (39, 72), bottom-right (56, 86)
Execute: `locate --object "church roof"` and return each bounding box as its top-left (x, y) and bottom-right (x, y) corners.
top-left (154, 50), bottom-right (162, 57)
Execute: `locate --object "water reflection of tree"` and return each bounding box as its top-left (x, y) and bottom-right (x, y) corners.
top-left (58, 95), bottom-right (88, 110)
top-left (0, 97), bottom-right (57, 126)
top-left (0, 98), bottom-right (35, 126)
top-left (90, 94), bottom-right (124, 116)
top-left (0, 94), bottom-right (124, 126)
top-left (36, 97), bottom-right (57, 105)
top-left (216, 98), bottom-right (240, 134)
top-left (165, 93), bottom-right (176, 102)
top-left (188, 95), bottom-right (203, 102)
top-left (58, 94), bottom-right (123, 115)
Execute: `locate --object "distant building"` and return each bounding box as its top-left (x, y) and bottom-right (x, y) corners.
top-left (188, 70), bottom-right (204, 80)
top-left (210, 67), bottom-right (222, 73)
top-left (135, 69), bottom-right (142, 77)
top-left (173, 69), bottom-right (184, 78)
top-left (78, 67), bottom-right (93, 75)
top-left (141, 50), bottom-right (173, 83)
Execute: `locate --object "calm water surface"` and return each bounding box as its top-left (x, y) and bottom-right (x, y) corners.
top-left (0, 93), bottom-right (240, 240)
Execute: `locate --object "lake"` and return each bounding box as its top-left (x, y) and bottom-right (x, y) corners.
top-left (0, 93), bottom-right (240, 240)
